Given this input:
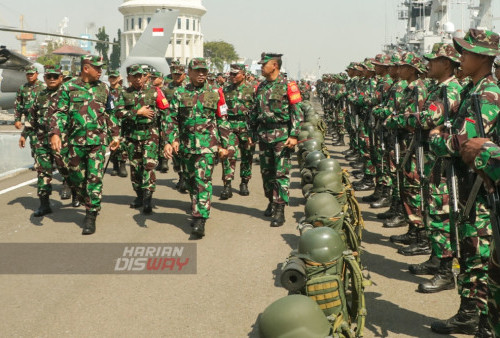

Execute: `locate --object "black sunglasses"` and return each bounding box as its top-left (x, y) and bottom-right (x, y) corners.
top-left (45, 74), bottom-right (60, 80)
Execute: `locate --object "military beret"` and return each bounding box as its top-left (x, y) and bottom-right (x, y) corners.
top-left (81, 55), bottom-right (104, 67)
top-left (258, 52), bottom-right (283, 65)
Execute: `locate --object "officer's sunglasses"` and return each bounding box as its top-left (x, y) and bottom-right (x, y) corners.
top-left (45, 74), bottom-right (60, 80)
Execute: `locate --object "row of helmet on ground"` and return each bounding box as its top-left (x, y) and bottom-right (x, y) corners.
top-left (259, 109), bottom-right (368, 337)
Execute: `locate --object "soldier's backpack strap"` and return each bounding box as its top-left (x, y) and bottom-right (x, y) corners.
top-left (344, 251), bottom-right (369, 338)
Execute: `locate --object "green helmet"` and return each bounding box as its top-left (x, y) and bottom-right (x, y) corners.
top-left (297, 226), bottom-right (346, 264)
top-left (298, 130), bottom-right (311, 142)
top-left (317, 158), bottom-right (342, 174)
top-left (304, 192), bottom-right (343, 223)
top-left (310, 130), bottom-right (324, 144)
top-left (312, 171), bottom-right (344, 194)
top-left (302, 183), bottom-right (314, 198)
top-left (300, 139), bottom-right (321, 155)
top-left (300, 123), bottom-right (316, 134)
top-left (301, 102), bottom-right (315, 116)
top-left (304, 151), bottom-right (325, 169)
top-left (259, 295), bottom-right (332, 338)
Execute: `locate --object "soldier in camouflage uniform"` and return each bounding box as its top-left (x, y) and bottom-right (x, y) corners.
top-left (150, 70), bottom-right (170, 174)
top-left (162, 64), bottom-right (189, 193)
top-left (49, 55), bottom-right (120, 235)
top-left (163, 60), bottom-right (180, 86)
top-left (163, 58), bottom-right (232, 238)
top-left (249, 52), bottom-right (302, 227)
top-left (108, 69), bottom-right (128, 178)
top-left (18, 64), bottom-right (78, 217)
top-left (400, 44), bottom-right (463, 293)
top-left (220, 63), bottom-right (256, 199)
top-left (429, 29), bottom-right (500, 336)
top-left (117, 65), bottom-right (169, 215)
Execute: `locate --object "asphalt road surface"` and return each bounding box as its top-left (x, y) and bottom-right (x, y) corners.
top-left (0, 99), bottom-right (468, 337)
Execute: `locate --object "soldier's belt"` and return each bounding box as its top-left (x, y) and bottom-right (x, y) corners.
top-left (262, 122), bottom-right (289, 129)
top-left (227, 115), bottom-right (247, 122)
top-left (134, 123), bottom-right (157, 131)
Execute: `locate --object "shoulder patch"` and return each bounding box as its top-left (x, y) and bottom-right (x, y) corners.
top-left (287, 81), bottom-right (302, 104)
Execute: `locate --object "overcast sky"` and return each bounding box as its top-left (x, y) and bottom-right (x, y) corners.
top-left (0, 0), bottom-right (499, 78)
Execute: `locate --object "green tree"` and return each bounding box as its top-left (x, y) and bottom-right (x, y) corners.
top-left (110, 29), bottom-right (121, 69)
top-left (203, 41), bottom-right (239, 73)
top-left (95, 26), bottom-right (110, 65)
top-left (36, 41), bottom-right (62, 66)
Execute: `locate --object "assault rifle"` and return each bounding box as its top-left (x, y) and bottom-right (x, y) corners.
top-left (414, 87), bottom-right (428, 229)
top-left (442, 86), bottom-right (460, 258)
top-left (471, 93), bottom-right (500, 263)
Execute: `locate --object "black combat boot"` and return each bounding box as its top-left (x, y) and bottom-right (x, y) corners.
top-left (362, 184), bottom-right (382, 202)
top-left (345, 154), bottom-right (360, 162)
top-left (71, 189), bottom-right (80, 207)
top-left (176, 174), bottom-right (188, 194)
top-left (111, 159), bottom-right (119, 176)
top-left (370, 186), bottom-right (392, 208)
top-left (271, 204), bottom-right (285, 227)
top-left (350, 161), bottom-right (364, 169)
top-left (475, 314), bottom-right (493, 338)
top-left (220, 181), bottom-right (233, 200)
top-left (409, 254), bottom-right (441, 275)
top-left (118, 161), bottom-right (128, 178)
top-left (383, 202), bottom-right (406, 227)
top-left (82, 210), bottom-right (97, 235)
top-left (191, 217), bottom-right (206, 238)
top-left (130, 189), bottom-right (144, 208)
top-left (331, 131), bottom-right (339, 143)
top-left (60, 181), bottom-right (71, 200)
top-left (390, 224), bottom-right (417, 244)
top-left (264, 201), bottom-right (275, 217)
top-left (160, 158), bottom-right (169, 173)
top-left (143, 189), bottom-right (153, 214)
top-left (398, 228), bottom-right (432, 256)
top-left (431, 297), bottom-right (479, 335)
top-left (342, 148), bottom-right (355, 156)
top-left (353, 171), bottom-right (365, 180)
top-left (377, 196), bottom-right (398, 219)
top-left (34, 193), bottom-right (52, 217)
top-left (239, 179), bottom-right (250, 196)
top-left (353, 176), bottom-right (375, 191)
top-left (418, 257), bottom-right (455, 293)
top-left (333, 134), bottom-right (345, 146)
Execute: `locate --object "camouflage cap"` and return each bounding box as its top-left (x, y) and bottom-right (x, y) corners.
top-left (453, 28), bottom-right (500, 56)
top-left (361, 58), bottom-right (375, 71)
top-left (151, 71), bottom-right (163, 78)
top-left (345, 62), bottom-right (358, 71)
top-left (141, 65), bottom-right (152, 74)
top-left (128, 64), bottom-right (145, 75)
top-left (230, 63), bottom-right (245, 74)
top-left (398, 52), bottom-right (424, 73)
top-left (81, 55), bottom-right (104, 67)
top-left (108, 69), bottom-right (121, 77)
top-left (189, 57), bottom-right (208, 70)
top-left (172, 65), bottom-right (185, 75)
top-left (169, 60), bottom-right (180, 68)
top-left (372, 54), bottom-right (390, 66)
top-left (389, 53), bottom-right (402, 66)
top-left (207, 72), bottom-right (216, 80)
top-left (258, 52), bottom-right (283, 65)
top-left (353, 62), bottom-right (364, 71)
top-left (44, 64), bottom-right (62, 75)
top-left (25, 65), bottom-right (38, 74)
top-left (424, 43), bottom-right (460, 63)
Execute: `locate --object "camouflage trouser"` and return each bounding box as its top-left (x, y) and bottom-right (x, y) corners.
top-left (126, 138), bottom-right (159, 192)
top-left (335, 108), bottom-right (346, 135)
top-left (259, 140), bottom-right (292, 205)
top-left (488, 247), bottom-right (500, 336)
top-left (401, 154), bottom-right (424, 228)
top-left (184, 153), bottom-right (214, 219)
top-left (359, 120), bottom-right (376, 176)
top-left (67, 144), bottom-right (106, 212)
top-left (111, 141), bottom-right (129, 162)
top-left (376, 140), bottom-right (391, 187)
top-left (31, 139), bottom-right (68, 196)
top-left (222, 133), bottom-right (254, 182)
top-left (457, 196), bottom-right (492, 315)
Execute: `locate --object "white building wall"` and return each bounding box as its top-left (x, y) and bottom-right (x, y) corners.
top-left (119, 0), bottom-right (206, 65)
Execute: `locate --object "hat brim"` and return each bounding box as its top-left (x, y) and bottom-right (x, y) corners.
top-left (190, 65), bottom-right (208, 70)
top-left (453, 37), bottom-right (500, 56)
top-left (424, 53), bottom-right (461, 64)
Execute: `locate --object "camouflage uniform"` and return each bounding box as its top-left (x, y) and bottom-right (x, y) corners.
top-left (14, 66), bottom-right (46, 126)
top-left (164, 58), bottom-right (232, 222)
top-left (430, 30), bottom-right (500, 319)
top-left (49, 56), bottom-right (119, 214)
top-left (108, 70), bottom-right (129, 176)
top-left (118, 65), bottom-right (168, 195)
top-left (222, 64), bottom-right (256, 188)
top-left (24, 65), bottom-right (69, 197)
top-left (250, 55), bottom-right (302, 207)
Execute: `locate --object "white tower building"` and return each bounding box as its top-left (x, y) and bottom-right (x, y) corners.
top-left (119, 0), bottom-right (206, 65)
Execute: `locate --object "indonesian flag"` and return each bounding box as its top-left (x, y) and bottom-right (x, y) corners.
top-left (152, 28), bottom-right (164, 37)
